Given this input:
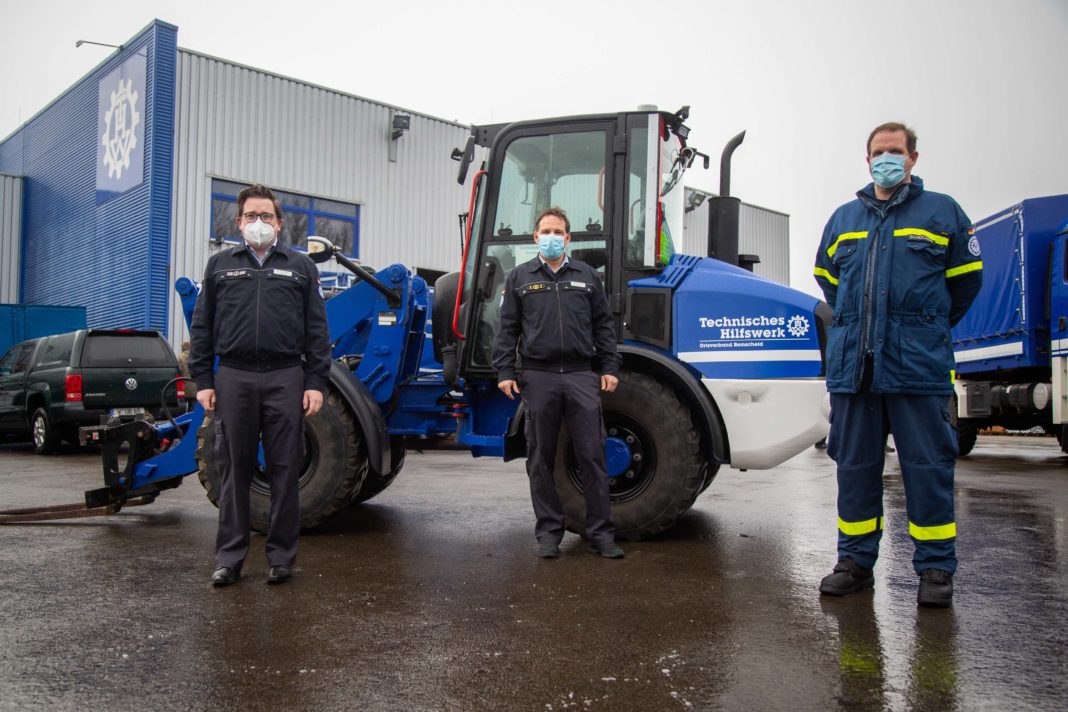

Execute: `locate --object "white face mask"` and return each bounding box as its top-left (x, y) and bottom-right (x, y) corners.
top-left (243, 219), bottom-right (276, 248)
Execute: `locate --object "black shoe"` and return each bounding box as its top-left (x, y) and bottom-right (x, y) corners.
top-left (819, 557), bottom-right (874, 596)
top-left (586, 541), bottom-right (625, 559)
top-left (917, 568), bottom-right (953, 608)
top-left (267, 565), bottom-right (293, 585)
top-left (537, 542), bottom-right (561, 559)
top-left (210, 566), bottom-right (239, 587)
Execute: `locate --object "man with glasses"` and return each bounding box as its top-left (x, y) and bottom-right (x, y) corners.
top-left (189, 184), bottom-right (331, 587)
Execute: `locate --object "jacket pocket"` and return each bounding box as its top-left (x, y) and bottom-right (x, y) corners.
top-left (265, 270), bottom-right (306, 311)
top-left (895, 319), bottom-right (953, 387)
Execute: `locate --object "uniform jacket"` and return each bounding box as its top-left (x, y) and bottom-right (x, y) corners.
top-left (493, 257), bottom-right (621, 382)
top-left (813, 176), bottom-right (982, 395)
top-left (189, 242), bottom-right (332, 392)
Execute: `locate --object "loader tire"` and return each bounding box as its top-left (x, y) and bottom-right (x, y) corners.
top-left (553, 370), bottom-right (704, 541)
top-left (351, 441), bottom-right (406, 504)
top-left (196, 387), bottom-right (367, 531)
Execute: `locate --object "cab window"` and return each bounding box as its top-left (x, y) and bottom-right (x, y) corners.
top-left (5, 343), bottom-right (37, 375)
top-left (493, 131), bottom-right (607, 237)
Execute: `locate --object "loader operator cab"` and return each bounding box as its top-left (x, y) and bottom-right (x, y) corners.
top-left (439, 108), bottom-right (696, 380)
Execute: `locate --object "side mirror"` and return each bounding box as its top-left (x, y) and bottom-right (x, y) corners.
top-left (307, 236), bottom-right (336, 264)
top-left (454, 135), bottom-right (475, 185)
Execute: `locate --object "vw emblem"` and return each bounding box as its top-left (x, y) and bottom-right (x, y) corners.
top-left (125, 378), bottom-right (138, 391)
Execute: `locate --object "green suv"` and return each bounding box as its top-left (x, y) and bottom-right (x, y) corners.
top-left (0, 330), bottom-right (183, 454)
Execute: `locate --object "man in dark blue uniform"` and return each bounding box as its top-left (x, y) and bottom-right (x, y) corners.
top-left (493, 207), bottom-right (624, 559)
top-left (189, 184), bottom-right (331, 587)
top-left (813, 123), bottom-right (982, 607)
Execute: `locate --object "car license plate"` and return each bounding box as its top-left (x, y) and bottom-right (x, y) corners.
top-left (109, 407), bottom-right (145, 418)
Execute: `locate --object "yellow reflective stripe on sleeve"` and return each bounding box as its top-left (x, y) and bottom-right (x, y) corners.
top-left (945, 261), bottom-right (983, 278)
top-left (909, 521), bottom-right (956, 540)
top-left (814, 267), bottom-right (839, 286)
top-left (827, 231), bottom-right (868, 258)
top-left (893, 228), bottom-right (950, 246)
top-left (838, 516), bottom-right (883, 536)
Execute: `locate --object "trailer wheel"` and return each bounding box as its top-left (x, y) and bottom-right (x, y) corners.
top-left (350, 442), bottom-right (406, 504)
top-left (30, 407), bottom-right (61, 455)
top-left (957, 425), bottom-right (978, 457)
top-left (949, 395), bottom-right (978, 457)
top-left (553, 370), bottom-right (704, 541)
top-left (196, 388), bottom-right (367, 531)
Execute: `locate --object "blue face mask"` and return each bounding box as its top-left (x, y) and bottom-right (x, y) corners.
top-left (870, 153), bottom-right (907, 189)
top-left (538, 234), bottom-right (566, 259)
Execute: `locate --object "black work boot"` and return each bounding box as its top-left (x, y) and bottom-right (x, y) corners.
top-left (819, 557), bottom-right (874, 596)
top-left (917, 568), bottom-right (953, 608)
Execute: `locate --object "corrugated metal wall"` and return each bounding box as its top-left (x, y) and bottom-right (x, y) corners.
top-left (682, 190), bottom-right (791, 285)
top-left (0, 174), bottom-right (21, 302)
top-left (169, 50), bottom-right (478, 345)
top-left (0, 21), bottom-right (176, 330)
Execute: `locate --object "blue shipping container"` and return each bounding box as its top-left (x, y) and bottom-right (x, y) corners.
top-left (0, 304), bottom-right (88, 356)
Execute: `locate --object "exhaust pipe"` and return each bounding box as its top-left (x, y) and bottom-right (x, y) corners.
top-left (707, 131), bottom-right (747, 268)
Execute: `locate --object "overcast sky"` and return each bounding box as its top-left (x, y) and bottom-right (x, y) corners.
top-left (2, 0), bottom-right (1066, 297)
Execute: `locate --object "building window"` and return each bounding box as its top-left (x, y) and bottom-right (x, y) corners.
top-left (210, 179), bottom-right (360, 256)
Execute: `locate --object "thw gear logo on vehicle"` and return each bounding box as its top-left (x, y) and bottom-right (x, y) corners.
top-left (101, 79), bottom-right (140, 179)
top-left (787, 315), bottom-right (810, 338)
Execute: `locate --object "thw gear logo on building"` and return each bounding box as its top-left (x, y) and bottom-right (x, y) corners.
top-left (101, 79), bottom-right (140, 179)
top-left (96, 52), bottom-right (145, 201)
top-left (787, 315), bottom-right (810, 338)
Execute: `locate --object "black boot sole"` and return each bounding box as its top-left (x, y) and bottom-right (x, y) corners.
top-left (819, 578), bottom-right (874, 596)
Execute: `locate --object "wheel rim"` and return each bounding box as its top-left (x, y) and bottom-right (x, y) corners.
top-left (32, 414), bottom-right (46, 449)
top-left (565, 414), bottom-right (657, 503)
top-left (250, 430), bottom-right (319, 495)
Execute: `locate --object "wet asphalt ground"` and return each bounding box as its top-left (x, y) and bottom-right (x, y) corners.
top-left (0, 435), bottom-right (1066, 711)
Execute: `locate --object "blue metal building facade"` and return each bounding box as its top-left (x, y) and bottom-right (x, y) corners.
top-left (0, 21), bottom-right (176, 333)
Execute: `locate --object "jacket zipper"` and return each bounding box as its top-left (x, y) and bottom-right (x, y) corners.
top-left (255, 256), bottom-right (265, 363)
top-left (856, 200), bottom-right (889, 390)
top-left (555, 275), bottom-right (566, 373)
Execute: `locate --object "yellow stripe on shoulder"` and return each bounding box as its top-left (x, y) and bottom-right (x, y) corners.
top-left (827, 231), bottom-right (868, 258)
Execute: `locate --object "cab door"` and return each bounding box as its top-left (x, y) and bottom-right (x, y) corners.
top-left (459, 120), bottom-right (618, 377)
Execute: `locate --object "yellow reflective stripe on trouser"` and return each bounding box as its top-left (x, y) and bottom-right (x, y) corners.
top-left (814, 267), bottom-right (839, 285)
top-left (827, 231), bottom-right (868, 258)
top-left (838, 516), bottom-right (883, 536)
top-left (893, 228), bottom-right (950, 246)
top-left (946, 261), bottom-right (983, 278)
top-left (909, 521), bottom-right (956, 540)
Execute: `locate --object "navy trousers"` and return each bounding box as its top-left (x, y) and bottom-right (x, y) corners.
top-left (828, 387), bottom-right (958, 574)
top-left (213, 364), bottom-right (304, 569)
top-left (520, 368), bottom-right (615, 546)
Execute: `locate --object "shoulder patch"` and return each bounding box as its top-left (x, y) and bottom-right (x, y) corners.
top-left (968, 236), bottom-right (981, 257)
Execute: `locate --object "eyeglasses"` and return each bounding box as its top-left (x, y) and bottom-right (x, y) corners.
top-left (242, 212), bottom-right (277, 223)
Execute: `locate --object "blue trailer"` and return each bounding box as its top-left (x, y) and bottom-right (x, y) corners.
top-left (951, 194), bottom-right (1068, 454)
